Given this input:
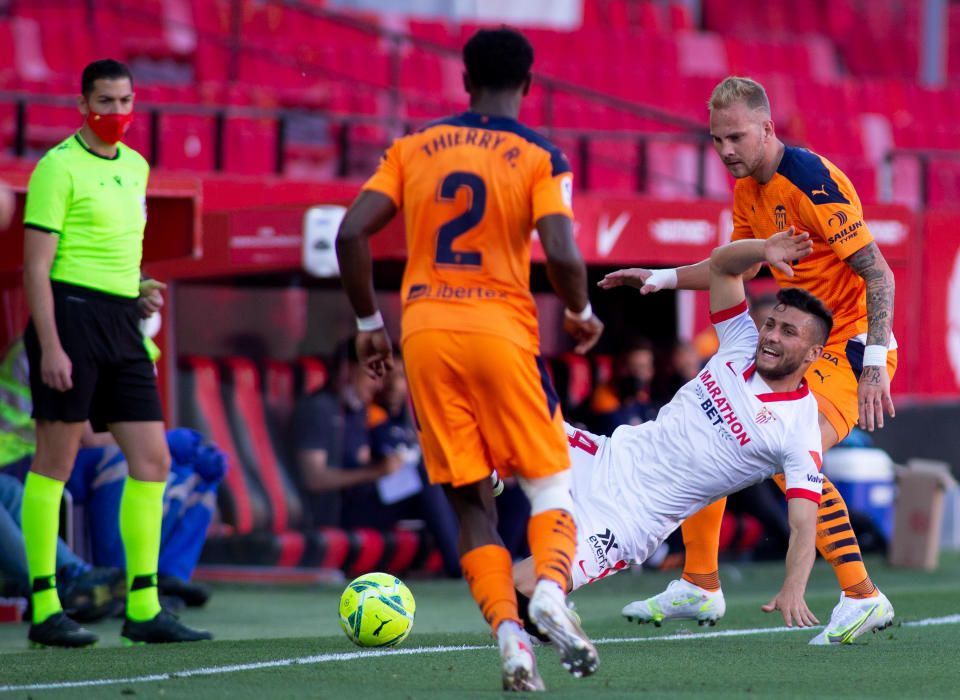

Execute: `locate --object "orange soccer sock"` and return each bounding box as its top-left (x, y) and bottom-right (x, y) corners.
top-left (460, 545), bottom-right (520, 635)
top-left (815, 477), bottom-right (877, 598)
top-left (527, 509), bottom-right (577, 590)
top-left (680, 498), bottom-right (725, 592)
top-left (772, 473), bottom-right (877, 599)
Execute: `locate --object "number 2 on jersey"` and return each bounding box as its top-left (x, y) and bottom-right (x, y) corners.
top-left (435, 171), bottom-right (485, 268)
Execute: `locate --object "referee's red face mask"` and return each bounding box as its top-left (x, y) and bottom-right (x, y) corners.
top-left (86, 110), bottom-right (133, 144)
top-left (81, 77), bottom-right (135, 144)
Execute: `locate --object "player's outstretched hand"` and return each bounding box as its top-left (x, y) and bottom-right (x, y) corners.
top-left (597, 268), bottom-right (660, 293)
top-left (138, 278), bottom-right (167, 318)
top-left (762, 586), bottom-right (819, 628)
top-left (564, 314), bottom-right (604, 354)
top-left (858, 365), bottom-right (895, 431)
top-left (356, 328), bottom-right (394, 379)
top-left (763, 227), bottom-right (813, 277)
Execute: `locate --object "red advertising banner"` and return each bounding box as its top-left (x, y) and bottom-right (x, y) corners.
top-left (530, 198), bottom-right (914, 267)
top-left (916, 211), bottom-right (960, 398)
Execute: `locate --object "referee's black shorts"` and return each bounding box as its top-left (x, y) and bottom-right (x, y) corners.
top-left (24, 281), bottom-right (164, 431)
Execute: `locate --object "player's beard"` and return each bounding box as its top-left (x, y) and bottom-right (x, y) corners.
top-left (754, 349), bottom-right (802, 381)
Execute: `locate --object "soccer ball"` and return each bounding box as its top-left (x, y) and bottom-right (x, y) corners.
top-left (338, 572), bottom-right (416, 647)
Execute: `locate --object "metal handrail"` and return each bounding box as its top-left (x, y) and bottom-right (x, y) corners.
top-left (3, 91), bottom-right (720, 196)
top-left (3, 0), bottom-right (722, 195)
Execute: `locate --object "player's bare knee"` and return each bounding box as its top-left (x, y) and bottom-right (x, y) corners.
top-left (518, 471), bottom-right (573, 515)
top-left (32, 421), bottom-right (85, 480)
top-left (127, 449), bottom-right (171, 482)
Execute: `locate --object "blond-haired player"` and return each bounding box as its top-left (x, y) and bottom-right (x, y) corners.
top-left (601, 76), bottom-right (896, 645)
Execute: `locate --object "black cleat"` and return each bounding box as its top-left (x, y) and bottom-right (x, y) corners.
top-left (28, 612), bottom-right (98, 649)
top-left (158, 575), bottom-right (211, 607)
top-left (121, 609), bottom-right (213, 645)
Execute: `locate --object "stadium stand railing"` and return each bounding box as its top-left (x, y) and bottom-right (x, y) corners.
top-left (7, 1), bottom-right (960, 206)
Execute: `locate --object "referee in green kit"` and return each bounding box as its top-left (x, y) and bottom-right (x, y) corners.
top-left (21, 59), bottom-right (211, 647)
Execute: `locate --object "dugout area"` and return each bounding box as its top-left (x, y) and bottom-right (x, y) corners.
top-left (0, 172), bottom-right (957, 566)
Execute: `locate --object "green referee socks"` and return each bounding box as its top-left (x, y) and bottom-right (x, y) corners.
top-left (22, 472), bottom-right (66, 624)
top-left (120, 477), bottom-right (165, 622)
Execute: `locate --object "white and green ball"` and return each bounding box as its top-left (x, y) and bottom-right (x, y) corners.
top-left (338, 572), bottom-right (416, 647)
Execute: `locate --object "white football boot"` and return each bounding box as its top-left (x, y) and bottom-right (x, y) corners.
top-left (497, 622), bottom-right (545, 692)
top-left (808, 590), bottom-right (894, 645)
top-left (621, 578), bottom-right (726, 627)
top-left (528, 580), bottom-right (599, 678)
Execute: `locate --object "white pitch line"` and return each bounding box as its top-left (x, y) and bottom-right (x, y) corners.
top-left (3, 614), bottom-right (958, 693)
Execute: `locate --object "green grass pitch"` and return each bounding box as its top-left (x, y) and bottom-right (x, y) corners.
top-left (1, 554), bottom-right (958, 698)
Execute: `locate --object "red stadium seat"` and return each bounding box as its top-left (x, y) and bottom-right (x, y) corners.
top-left (264, 359), bottom-right (297, 432)
top-left (156, 114), bottom-right (215, 171)
top-left (313, 527), bottom-right (352, 570)
top-left (384, 528), bottom-right (422, 574)
top-left (0, 103), bottom-right (16, 155)
top-left (23, 105), bottom-right (79, 158)
top-left (588, 138), bottom-right (638, 193)
top-left (178, 357), bottom-right (268, 534)
top-left (551, 353), bottom-right (595, 410)
top-left (647, 142), bottom-right (700, 200)
top-left (592, 354), bottom-right (614, 387)
top-left (11, 17), bottom-right (54, 84)
top-left (677, 33), bottom-right (728, 78)
top-left (122, 118), bottom-right (153, 163)
top-left (887, 155), bottom-right (921, 209)
top-left (668, 2), bottom-right (693, 31)
top-left (275, 530), bottom-right (306, 567)
top-left (223, 117), bottom-right (277, 174)
top-left (222, 357), bottom-right (304, 534)
top-left (297, 357), bottom-right (329, 396)
top-left (346, 528), bottom-right (386, 576)
top-left (926, 158), bottom-right (960, 208)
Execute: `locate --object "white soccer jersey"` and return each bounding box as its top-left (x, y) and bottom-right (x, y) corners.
top-left (568, 301), bottom-right (823, 589)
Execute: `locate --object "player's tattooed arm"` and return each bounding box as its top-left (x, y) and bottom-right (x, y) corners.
top-left (845, 241), bottom-right (896, 430)
top-left (844, 242), bottom-right (895, 348)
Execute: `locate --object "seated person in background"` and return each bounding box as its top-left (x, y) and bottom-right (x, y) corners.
top-left (0, 338), bottom-right (222, 608)
top-left (588, 338), bottom-right (658, 435)
top-left (293, 343), bottom-right (462, 576)
top-left (291, 339), bottom-right (399, 528)
top-left (0, 472), bottom-right (124, 622)
top-left (653, 341), bottom-right (703, 405)
top-left (365, 358), bottom-right (461, 577)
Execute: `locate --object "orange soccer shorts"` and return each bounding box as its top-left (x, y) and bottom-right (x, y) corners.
top-left (402, 329), bottom-right (570, 487)
top-left (805, 339), bottom-right (898, 442)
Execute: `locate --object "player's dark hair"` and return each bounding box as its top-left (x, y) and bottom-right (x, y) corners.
top-left (463, 27), bottom-right (534, 91)
top-left (81, 59), bottom-right (133, 96)
top-left (775, 288), bottom-right (833, 345)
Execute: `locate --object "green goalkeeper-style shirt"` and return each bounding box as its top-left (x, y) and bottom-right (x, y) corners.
top-left (24, 133), bottom-right (149, 299)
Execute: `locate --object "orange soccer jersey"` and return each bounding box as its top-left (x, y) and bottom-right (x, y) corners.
top-left (731, 145), bottom-right (897, 440)
top-left (362, 111), bottom-right (574, 353)
top-left (731, 145), bottom-right (872, 342)
top-left (362, 112), bottom-right (574, 487)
